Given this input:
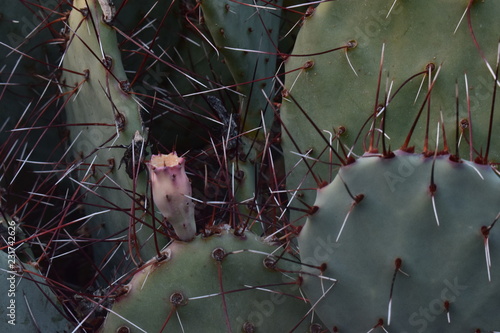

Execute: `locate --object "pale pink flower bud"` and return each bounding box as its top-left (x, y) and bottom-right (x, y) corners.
top-left (148, 153), bottom-right (196, 241)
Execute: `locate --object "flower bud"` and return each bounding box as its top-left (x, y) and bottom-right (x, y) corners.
top-left (148, 153), bottom-right (196, 241)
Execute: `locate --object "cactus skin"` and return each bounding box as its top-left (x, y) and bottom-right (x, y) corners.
top-left (200, 0), bottom-right (286, 234)
top-left (281, 0), bottom-right (500, 220)
top-left (201, 0), bottom-right (281, 138)
top-left (101, 228), bottom-right (313, 332)
top-left (61, 0), bottom-right (166, 270)
top-left (1, 214), bottom-right (73, 331)
top-left (284, 3), bottom-right (500, 329)
top-left (0, 251), bottom-right (73, 331)
top-left (299, 152), bottom-right (500, 331)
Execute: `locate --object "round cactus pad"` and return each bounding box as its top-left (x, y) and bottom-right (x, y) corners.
top-left (299, 151), bottom-right (500, 331)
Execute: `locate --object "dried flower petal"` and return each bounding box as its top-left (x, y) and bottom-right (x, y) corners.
top-left (148, 153), bottom-right (196, 241)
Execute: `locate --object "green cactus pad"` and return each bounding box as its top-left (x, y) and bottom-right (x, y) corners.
top-left (0, 251), bottom-right (73, 332)
top-left (101, 228), bottom-right (314, 332)
top-left (201, 0), bottom-right (282, 137)
top-left (61, 0), bottom-right (166, 270)
top-left (201, 0), bottom-right (286, 234)
top-left (299, 151), bottom-right (500, 331)
top-left (281, 0), bottom-right (500, 221)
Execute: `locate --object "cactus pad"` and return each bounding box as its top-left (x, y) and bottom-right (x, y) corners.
top-left (299, 151), bottom-right (500, 331)
top-left (101, 228), bottom-right (313, 332)
top-left (281, 0), bottom-right (500, 220)
top-left (0, 251), bottom-right (72, 332)
top-left (61, 0), bottom-right (165, 269)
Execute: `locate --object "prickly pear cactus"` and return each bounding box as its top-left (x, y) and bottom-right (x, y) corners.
top-left (200, 0), bottom-right (284, 233)
top-left (299, 151), bottom-right (500, 331)
top-left (284, 0), bottom-right (500, 330)
top-left (201, 0), bottom-right (282, 137)
top-left (61, 0), bottom-right (166, 270)
top-left (1, 215), bottom-right (70, 331)
top-left (281, 0), bottom-right (500, 217)
top-left (0, 251), bottom-right (72, 331)
top-left (101, 228), bottom-right (313, 332)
